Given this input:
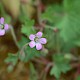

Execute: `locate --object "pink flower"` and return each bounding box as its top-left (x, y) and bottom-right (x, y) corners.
top-left (0, 17), bottom-right (9, 36)
top-left (29, 32), bottom-right (47, 50)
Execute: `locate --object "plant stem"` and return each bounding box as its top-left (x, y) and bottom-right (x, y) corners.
top-left (55, 32), bottom-right (60, 53)
top-left (19, 43), bottom-right (29, 58)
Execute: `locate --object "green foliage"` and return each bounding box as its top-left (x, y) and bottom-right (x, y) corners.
top-left (19, 46), bottom-right (44, 62)
top-left (18, 35), bottom-right (29, 48)
top-left (43, 28), bottom-right (56, 50)
top-left (4, 53), bottom-right (18, 72)
top-left (18, 36), bottom-right (46, 62)
top-left (50, 54), bottom-right (71, 79)
top-left (21, 16), bottom-right (36, 37)
top-left (20, 5), bottom-right (36, 37)
top-left (76, 76), bottom-right (80, 80)
top-left (41, 4), bottom-right (63, 25)
top-left (1, 0), bottom-right (80, 79)
top-left (5, 53), bottom-right (18, 66)
top-left (50, 65), bottom-right (60, 79)
top-left (44, 27), bottom-right (67, 52)
top-left (58, 0), bottom-right (80, 46)
top-left (29, 63), bottom-right (38, 80)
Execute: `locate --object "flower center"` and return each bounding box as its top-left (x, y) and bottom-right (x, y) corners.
top-left (34, 37), bottom-right (39, 43)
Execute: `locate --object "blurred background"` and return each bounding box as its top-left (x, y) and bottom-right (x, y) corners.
top-left (0, 0), bottom-right (80, 80)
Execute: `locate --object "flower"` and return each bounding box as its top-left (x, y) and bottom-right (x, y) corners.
top-left (0, 17), bottom-right (9, 36)
top-left (29, 32), bottom-right (47, 50)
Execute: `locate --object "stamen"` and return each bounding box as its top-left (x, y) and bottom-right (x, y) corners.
top-left (34, 37), bottom-right (39, 43)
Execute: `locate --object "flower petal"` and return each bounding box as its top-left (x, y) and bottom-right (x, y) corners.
top-left (0, 29), bottom-right (5, 36)
top-left (0, 17), bottom-right (4, 24)
top-left (39, 38), bottom-right (47, 44)
top-left (4, 24), bottom-right (9, 30)
top-left (36, 32), bottom-right (43, 38)
top-left (36, 43), bottom-right (42, 50)
top-left (29, 41), bottom-right (36, 48)
top-left (29, 34), bottom-right (35, 40)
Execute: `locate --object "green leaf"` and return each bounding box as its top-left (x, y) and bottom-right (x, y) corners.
top-left (50, 54), bottom-right (71, 79)
top-left (18, 36), bottom-right (45, 62)
top-left (53, 54), bottom-right (70, 64)
top-left (50, 65), bottom-right (61, 79)
top-left (4, 53), bottom-right (18, 66)
top-left (59, 64), bottom-right (71, 73)
top-left (21, 18), bottom-right (36, 36)
top-left (58, 0), bottom-right (80, 46)
top-left (44, 27), bottom-right (64, 51)
top-left (41, 4), bottom-right (63, 25)
top-left (18, 35), bottom-right (29, 48)
top-left (20, 46), bottom-right (44, 62)
top-left (4, 53), bottom-right (18, 72)
top-left (44, 28), bottom-right (56, 50)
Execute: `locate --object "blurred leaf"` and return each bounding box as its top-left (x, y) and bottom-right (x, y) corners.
top-left (62, 42), bottom-right (76, 53)
top-left (41, 4), bottom-right (63, 25)
top-left (4, 53), bottom-right (18, 72)
top-left (25, 47), bottom-right (43, 61)
top-left (21, 18), bottom-right (36, 36)
top-left (5, 53), bottom-right (18, 66)
top-left (50, 54), bottom-right (71, 79)
top-left (76, 76), bottom-right (80, 80)
top-left (44, 28), bottom-right (63, 51)
top-left (50, 65), bottom-right (61, 79)
top-left (18, 36), bottom-right (29, 48)
top-left (53, 54), bottom-right (70, 64)
top-left (29, 63), bottom-right (38, 80)
top-left (7, 65), bottom-right (14, 73)
top-left (58, 0), bottom-right (80, 46)
top-left (43, 28), bottom-right (55, 50)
